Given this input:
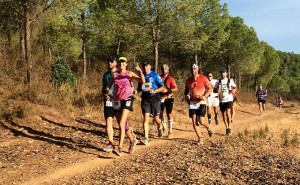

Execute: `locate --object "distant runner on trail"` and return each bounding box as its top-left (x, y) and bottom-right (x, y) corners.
top-left (106, 57), bottom-right (145, 156)
top-left (255, 85), bottom-right (267, 116)
top-left (277, 96), bottom-right (283, 110)
top-left (138, 61), bottom-right (165, 145)
top-left (217, 68), bottom-right (237, 135)
top-left (185, 64), bottom-right (213, 145)
top-left (206, 72), bottom-right (220, 125)
top-left (160, 64), bottom-right (178, 138)
top-left (231, 78), bottom-right (238, 123)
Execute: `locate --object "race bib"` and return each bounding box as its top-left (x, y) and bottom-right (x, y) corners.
top-left (105, 100), bottom-right (113, 107)
top-left (142, 83), bottom-right (152, 92)
top-left (189, 102), bottom-right (201, 110)
top-left (113, 101), bottom-right (121, 110)
top-left (125, 100), bottom-right (131, 107)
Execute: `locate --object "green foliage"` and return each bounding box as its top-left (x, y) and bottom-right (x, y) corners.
top-left (244, 128), bottom-right (249, 136)
top-left (268, 75), bottom-right (290, 93)
top-left (281, 129), bottom-right (290, 146)
top-left (259, 128), bottom-right (266, 139)
top-left (291, 132), bottom-right (299, 147)
top-left (51, 58), bottom-right (77, 86)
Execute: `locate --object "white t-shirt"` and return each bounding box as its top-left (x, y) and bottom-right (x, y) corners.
top-left (217, 78), bottom-right (236, 102)
top-left (208, 79), bottom-right (219, 98)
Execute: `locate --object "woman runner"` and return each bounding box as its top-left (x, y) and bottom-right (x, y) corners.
top-left (106, 57), bottom-right (145, 156)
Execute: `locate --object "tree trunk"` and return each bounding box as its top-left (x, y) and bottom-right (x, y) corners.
top-left (227, 64), bottom-right (231, 78)
top-left (116, 37), bottom-right (121, 58)
top-left (237, 70), bottom-right (242, 89)
top-left (82, 39), bottom-right (86, 79)
top-left (23, 0), bottom-right (32, 85)
top-left (19, 24), bottom-right (25, 60)
top-left (152, 26), bottom-right (159, 72)
top-left (81, 13), bottom-right (87, 80)
top-left (254, 75), bottom-right (258, 92)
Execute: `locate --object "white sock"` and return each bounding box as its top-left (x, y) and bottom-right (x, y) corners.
top-left (168, 119), bottom-right (173, 132)
top-left (161, 116), bottom-right (167, 128)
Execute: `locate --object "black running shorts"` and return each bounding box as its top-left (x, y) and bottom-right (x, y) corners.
top-left (220, 101), bottom-right (233, 113)
top-left (258, 99), bottom-right (266, 104)
top-left (114, 97), bottom-right (134, 112)
top-left (142, 100), bottom-right (161, 116)
top-left (161, 97), bottom-right (174, 115)
top-left (104, 100), bottom-right (115, 119)
top-left (189, 104), bottom-right (206, 118)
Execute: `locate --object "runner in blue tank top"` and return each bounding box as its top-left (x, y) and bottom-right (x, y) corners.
top-left (255, 85), bottom-right (267, 116)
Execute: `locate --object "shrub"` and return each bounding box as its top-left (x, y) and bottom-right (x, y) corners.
top-left (51, 58), bottom-right (77, 87)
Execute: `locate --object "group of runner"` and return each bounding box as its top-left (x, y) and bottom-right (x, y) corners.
top-left (102, 56), bottom-right (272, 156)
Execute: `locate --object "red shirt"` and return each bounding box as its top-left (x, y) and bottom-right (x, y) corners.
top-left (185, 74), bottom-right (210, 97)
top-left (161, 75), bottom-right (177, 98)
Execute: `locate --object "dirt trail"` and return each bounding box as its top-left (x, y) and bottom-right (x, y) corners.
top-left (1, 100), bottom-right (299, 184)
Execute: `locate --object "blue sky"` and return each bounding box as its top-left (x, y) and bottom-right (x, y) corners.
top-left (219, 0), bottom-right (300, 54)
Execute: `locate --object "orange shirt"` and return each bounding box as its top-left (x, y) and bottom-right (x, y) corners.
top-left (185, 74), bottom-right (210, 97)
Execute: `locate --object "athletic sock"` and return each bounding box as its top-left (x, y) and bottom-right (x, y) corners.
top-left (161, 117), bottom-right (167, 129)
top-left (208, 113), bottom-right (211, 120)
top-left (125, 122), bottom-right (129, 132)
top-left (168, 119), bottom-right (173, 132)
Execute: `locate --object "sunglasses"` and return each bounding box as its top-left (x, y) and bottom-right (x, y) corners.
top-left (208, 76), bottom-right (213, 77)
top-left (108, 61), bottom-right (116, 63)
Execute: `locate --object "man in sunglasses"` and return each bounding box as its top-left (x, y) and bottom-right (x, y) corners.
top-left (206, 72), bottom-right (220, 125)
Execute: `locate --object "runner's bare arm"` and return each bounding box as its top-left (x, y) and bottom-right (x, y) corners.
top-left (202, 84), bottom-right (213, 100)
top-left (130, 67), bottom-right (145, 84)
top-left (150, 85), bottom-right (165, 94)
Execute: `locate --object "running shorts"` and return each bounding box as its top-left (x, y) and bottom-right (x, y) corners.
top-left (104, 100), bottom-right (115, 119)
top-left (113, 97), bottom-right (134, 112)
top-left (141, 100), bottom-right (161, 116)
top-left (258, 99), bottom-right (266, 104)
top-left (206, 97), bottom-right (219, 107)
top-left (220, 101), bottom-right (233, 113)
top-left (161, 97), bottom-right (174, 115)
top-left (189, 104), bottom-right (206, 118)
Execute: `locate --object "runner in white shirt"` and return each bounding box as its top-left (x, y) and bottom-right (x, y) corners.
top-left (217, 68), bottom-right (237, 135)
top-left (206, 72), bottom-right (219, 125)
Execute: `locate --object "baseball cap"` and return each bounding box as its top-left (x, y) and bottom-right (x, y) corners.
top-left (190, 63), bottom-right (198, 69)
top-left (142, 61), bottom-right (151, 66)
top-left (107, 56), bottom-right (116, 63)
top-left (118, 57), bottom-right (127, 62)
top-left (221, 68), bottom-right (227, 73)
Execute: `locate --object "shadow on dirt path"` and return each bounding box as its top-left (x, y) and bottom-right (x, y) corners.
top-left (0, 121), bottom-right (112, 159)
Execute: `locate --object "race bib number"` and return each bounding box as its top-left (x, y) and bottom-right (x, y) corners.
top-left (142, 83), bottom-right (152, 92)
top-left (189, 102), bottom-right (201, 110)
top-left (160, 99), bottom-right (165, 103)
top-left (125, 100), bottom-right (131, 107)
top-left (105, 100), bottom-right (113, 107)
top-left (113, 101), bottom-right (121, 110)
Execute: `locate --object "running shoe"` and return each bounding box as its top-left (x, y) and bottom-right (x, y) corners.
top-left (227, 128), bottom-right (232, 135)
top-left (208, 125), bottom-right (213, 137)
top-left (140, 139), bottom-right (149, 145)
top-left (158, 127), bottom-right (164, 137)
top-left (102, 144), bottom-right (114, 152)
top-left (260, 112), bottom-right (262, 116)
top-left (128, 139), bottom-right (137, 154)
top-left (168, 131), bottom-right (172, 138)
top-left (196, 137), bottom-right (204, 145)
top-left (113, 147), bottom-right (122, 156)
top-left (208, 118), bottom-right (211, 124)
top-left (226, 128), bottom-right (229, 135)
